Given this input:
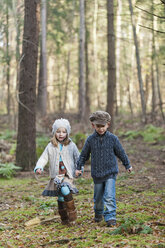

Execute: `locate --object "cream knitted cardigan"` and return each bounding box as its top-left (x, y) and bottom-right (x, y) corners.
top-left (34, 141), bottom-right (80, 179)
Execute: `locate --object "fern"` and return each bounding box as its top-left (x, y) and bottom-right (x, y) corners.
top-left (0, 163), bottom-right (21, 179)
top-left (109, 218), bottom-right (152, 235)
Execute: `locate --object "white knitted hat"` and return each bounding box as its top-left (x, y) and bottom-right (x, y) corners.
top-left (52, 118), bottom-right (71, 135)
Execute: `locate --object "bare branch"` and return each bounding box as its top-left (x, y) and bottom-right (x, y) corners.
top-left (16, 91), bottom-right (33, 113)
top-left (138, 24), bottom-right (165, 34)
top-left (135, 5), bottom-right (165, 19)
top-left (160, 0), bottom-right (165, 4)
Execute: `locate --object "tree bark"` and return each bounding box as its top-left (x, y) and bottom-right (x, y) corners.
top-left (115, 0), bottom-right (122, 115)
top-left (128, 0), bottom-right (146, 122)
top-left (63, 51), bottom-right (70, 112)
top-left (151, 0), bottom-right (156, 120)
top-left (5, 1), bottom-right (11, 117)
top-left (37, 0), bottom-right (47, 116)
top-left (85, 0), bottom-right (90, 119)
top-left (155, 61), bottom-right (165, 122)
top-left (16, 0), bottom-right (40, 170)
top-left (93, 0), bottom-right (99, 108)
top-left (79, 0), bottom-right (86, 121)
top-left (106, 0), bottom-right (116, 132)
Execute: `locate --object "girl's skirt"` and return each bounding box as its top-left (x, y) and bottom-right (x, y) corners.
top-left (42, 174), bottom-right (78, 197)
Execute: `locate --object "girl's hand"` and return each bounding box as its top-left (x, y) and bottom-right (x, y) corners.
top-left (36, 168), bottom-right (42, 175)
top-left (127, 166), bottom-right (132, 173)
top-left (75, 170), bottom-right (82, 177)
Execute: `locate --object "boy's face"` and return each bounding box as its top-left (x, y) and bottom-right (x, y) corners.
top-left (92, 123), bottom-right (110, 136)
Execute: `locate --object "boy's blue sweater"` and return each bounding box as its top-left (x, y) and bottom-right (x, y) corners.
top-left (77, 131), bottom-right (131, 183)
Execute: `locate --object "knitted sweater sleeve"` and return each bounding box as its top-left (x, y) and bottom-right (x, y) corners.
top-left (114, 136), bottom-right (131, 170)
top-left (72, 142), bottom-right (80, 168)
top-left (34, 144), bottom-right (49, 172)
top-left (76, 138), bottom-right (91, 170)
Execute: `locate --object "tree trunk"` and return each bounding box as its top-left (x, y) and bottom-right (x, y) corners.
top-left (115, 0), bottom-right (122, 115)
top-left (106, 0), bottom-right (116, 132)
top-left (128, 0), bottom-right (146, 122)
top-left (151, 0), bottom-right (156, 120)
top-left (16, 0), bottom-right (40, 170)
top-left (123, 44), bottom-right (133, 117)
top-left (37, 0), bottom-right (47, 116)
top-left (155, 63), bottom-right (165, 122)
top-left (93, 0), bottom-right (99, 108)
top-left (63, 51), bottom-right (70, 112)
top-left (13, 0), bottom-right (21, 67)
top-left (13, 0), bottom-right (21, 93)
top-left (5, 1), bottom-right (11, 117)
top-left (85, 0), bottom-right (90, 119)
top-left (128, 84), bottom-right (133, 117)
top-left (79, 0), bottom-right (86, 121)
top-left (56, 58), bottom-right (62, 111)
top-left (145, 74), bottom-right (149, 107)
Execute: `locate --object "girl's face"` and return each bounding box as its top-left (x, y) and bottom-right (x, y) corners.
top-left (55, 127), bottom-right (67, 142)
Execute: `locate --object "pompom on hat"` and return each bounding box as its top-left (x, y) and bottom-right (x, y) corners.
top-left (52, 118), bottom-right (71, 135)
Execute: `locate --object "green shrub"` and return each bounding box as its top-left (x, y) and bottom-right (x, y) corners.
top-left (141, 124), bottom-right (164, 143)
top-left (9, 143), bottom-right (16, 155)
top-left (71, 132), bottom-right (87, 149)
top-left (0, 129), bottom-right (16, 141)
top-left (120, 125), bottom-right (164, 143)
top-left (0, 163), bottom-right (21, 179)
top-left (36, 135), bottom-right (50, 158)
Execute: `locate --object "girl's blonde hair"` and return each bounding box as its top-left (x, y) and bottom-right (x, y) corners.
top-left (51, 134), bottom-right (70, 147)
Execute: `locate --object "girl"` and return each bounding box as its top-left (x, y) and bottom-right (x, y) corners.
top-left (34, 118), bottom-right (80, 225)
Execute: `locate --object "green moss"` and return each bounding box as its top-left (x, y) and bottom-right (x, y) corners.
top-left (0, 176), bottom-right (164, 248)
top-left (119, 124), bottom-right (165, 144)
top-left (143, 191), bottom-right (157, 196)
top-left (0, 177), bottom-right (34, 186)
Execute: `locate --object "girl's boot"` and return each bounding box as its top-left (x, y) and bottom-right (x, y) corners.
top-left (64, 193), bottom-right (77, 222)
top-left (57, 200), bottom-right (69, 225)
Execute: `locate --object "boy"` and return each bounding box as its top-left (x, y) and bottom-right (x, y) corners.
top-left (75, 110), bottom-right (132, 227)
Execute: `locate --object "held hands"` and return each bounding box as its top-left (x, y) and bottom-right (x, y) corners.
top-left (75, 169), bottom-right (82, 177)
top-left (127, 166), bottom-right (133, 173)
top-left (36, 168), bottom-right (42, 175)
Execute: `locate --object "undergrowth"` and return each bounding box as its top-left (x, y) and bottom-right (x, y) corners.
top-left (0, 175), bottom-right (164, 248)
top-left (0, 163), bottom-right (21, 179)
top-left (119, 124), bottom-right (165, 143)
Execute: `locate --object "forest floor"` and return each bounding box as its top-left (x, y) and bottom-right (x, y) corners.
top-left (0, 115), bottom-right (165, 248)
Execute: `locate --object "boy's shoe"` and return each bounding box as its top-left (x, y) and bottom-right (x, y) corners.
top-left (94, 214), bottom-right (103, 223)
top-left (106, 219), bottom-right (116, 227)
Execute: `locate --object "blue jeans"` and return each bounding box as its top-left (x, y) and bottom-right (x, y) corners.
top-left (94, 178), bottom-right (116, 222)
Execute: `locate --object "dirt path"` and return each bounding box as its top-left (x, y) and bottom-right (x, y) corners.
top-left (122, 137), bottom-right (165, 190)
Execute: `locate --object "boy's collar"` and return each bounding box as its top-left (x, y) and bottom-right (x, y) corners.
top-left (94, 130), bottom-right (107, 137)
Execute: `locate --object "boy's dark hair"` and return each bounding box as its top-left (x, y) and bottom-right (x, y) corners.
top-left (89, 111), bottom-right (111, 125)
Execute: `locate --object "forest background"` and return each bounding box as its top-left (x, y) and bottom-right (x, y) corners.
top-left (0, 1), bottom-right (165, 247)
top-left (0, 0), bottom-right (165, 170)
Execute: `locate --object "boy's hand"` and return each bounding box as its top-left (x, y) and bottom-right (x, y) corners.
top-left (127, 166), bottom-right (132, 173)
top-left (36, 168), bottom-right (42, 175)
top-left (75, 170), bottom-right (82, 177)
